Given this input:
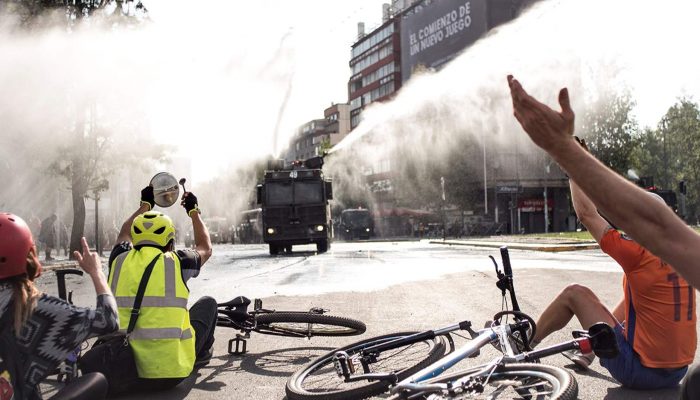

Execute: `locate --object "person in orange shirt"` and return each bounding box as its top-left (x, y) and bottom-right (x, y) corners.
top-left (529, 139), bottom-right (696, 389)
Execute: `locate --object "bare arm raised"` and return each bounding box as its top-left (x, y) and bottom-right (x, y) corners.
top-left (181, 191), bottom-right (212, 266)
top-left (507, 74), bottom-right (700, 287)
top-left (568, 138), bottom-right (609, 243)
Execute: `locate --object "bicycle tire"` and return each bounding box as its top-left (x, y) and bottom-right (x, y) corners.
top-left (388, 362), bottom-right (577, 400)
top-left (255, 312), bottom-right (366, 337)
top-left (286, 331), bottom-right (450, 400)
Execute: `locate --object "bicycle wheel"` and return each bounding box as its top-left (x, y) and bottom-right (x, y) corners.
top-left (388, 363), bottom-right (577, 400)
top-left (255, 312), bottom-right (366, 337)
top-left (286, 331), bottom-right (450, 400)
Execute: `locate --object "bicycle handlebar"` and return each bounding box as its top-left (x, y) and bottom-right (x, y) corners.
top-left (499, 246), bottom-right (512, 277)
top-left (55, 269), bottom-right (84, 303)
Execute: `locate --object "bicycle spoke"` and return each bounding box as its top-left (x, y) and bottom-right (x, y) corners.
top-left (426, 371), bottom-right (557, 399)
top-left (266, 322), bottom-right (353, 334)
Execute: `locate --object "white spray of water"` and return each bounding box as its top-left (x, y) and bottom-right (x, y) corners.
top-left (0, 0), bottom-right (386, 220)
top-left (329, 0), bottom-right (700, 181)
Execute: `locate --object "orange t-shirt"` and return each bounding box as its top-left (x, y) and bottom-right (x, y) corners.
top-left (600, 229), bottom-right (696, 368)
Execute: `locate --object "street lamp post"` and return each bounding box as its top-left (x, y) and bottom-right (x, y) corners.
top-left (544, 162), bottom-right (551, 234)
top-left (92, 179), bottom-right (109, 256)
top-left (440, 176), bottom-right (446, 241)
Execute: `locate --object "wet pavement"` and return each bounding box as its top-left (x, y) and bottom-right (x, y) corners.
top-left (37, 240), bottom-right (695, 400)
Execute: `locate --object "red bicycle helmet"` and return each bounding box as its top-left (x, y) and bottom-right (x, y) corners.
top-left (0, 213), bottom-right (40, 279)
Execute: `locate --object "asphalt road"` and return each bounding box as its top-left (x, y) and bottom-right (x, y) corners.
top-left (37, 241), bottom-right (696, 399)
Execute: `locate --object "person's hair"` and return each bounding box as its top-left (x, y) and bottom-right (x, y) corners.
top-left (9, 247), bottom-right (41, 334)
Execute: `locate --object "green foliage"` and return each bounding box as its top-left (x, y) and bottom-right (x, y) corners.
top-left (629, 98), bottom-right (700, 221)
top-left (659, 99), bottom-right (700, 219)
top-left (318, 137), bottom-right (333, 156)
top-left (629, 127), bottom-right (664, 182)
top-left (2, 0), bottom-right (149, 29)
top-left (579, 90), bottom-right (639, 174)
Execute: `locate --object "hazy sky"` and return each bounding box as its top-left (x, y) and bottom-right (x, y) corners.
top-left (4, 0), bottom-right (700, 186)
top-left (143, 0), bottom-right (389, 181)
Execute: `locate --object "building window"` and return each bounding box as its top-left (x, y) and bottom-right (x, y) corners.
top-left (351, 113), bottom-right (361, 128)
top-left (351, 23), bottom-right (395, 59)
top-left (362, 63), bottom-right (395, 87)
top-left (351, 43), bottom-right (394, 75)
top-left (350, 97), bottom-right (362, 110)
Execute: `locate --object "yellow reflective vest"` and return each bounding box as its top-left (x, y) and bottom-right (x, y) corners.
top-left (109, 246), bottom-right (195, 378)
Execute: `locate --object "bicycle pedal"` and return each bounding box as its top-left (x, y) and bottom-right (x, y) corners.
top-left (228, 336), bottom-right (248, 355)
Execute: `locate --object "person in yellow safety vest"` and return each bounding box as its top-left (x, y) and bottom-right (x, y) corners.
top-left (107, 186), bottom-right (214, 392)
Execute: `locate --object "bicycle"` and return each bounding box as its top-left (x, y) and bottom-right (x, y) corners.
top-left (286, 246), bottom-right (619, 400)
top-left (216, 296), bottom-right (367, 355)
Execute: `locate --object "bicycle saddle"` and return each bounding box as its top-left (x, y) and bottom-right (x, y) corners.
top-left (218, 296), bottom-right (251, 308)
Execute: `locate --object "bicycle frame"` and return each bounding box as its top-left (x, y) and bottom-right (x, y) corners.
top-left (217, 297), bottom-right (333, 354)
top-left (331, 246), bottom-right (618, 398)
top-left (390, 323), bottom-right (598, 396)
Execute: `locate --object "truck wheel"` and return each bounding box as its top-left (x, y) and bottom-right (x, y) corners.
top-left (269, 244), bottom-right (280, 255)
top-left (316, 240), bottom-right (328, 253)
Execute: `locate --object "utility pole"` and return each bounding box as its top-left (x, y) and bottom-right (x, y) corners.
top-left (544, 163), bottom-right (551, 234)
top-left (441, 176), bottom-right (446, 241)
top-left (91, 179), bottom-right (109, 256)
top-left (482, 130), bottom-right (488, 214)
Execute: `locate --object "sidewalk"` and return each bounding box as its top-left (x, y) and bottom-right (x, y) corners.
top-left (40, 255), bottom-right (110, 272)
top-left (429, 235), bottom-right (599, 252)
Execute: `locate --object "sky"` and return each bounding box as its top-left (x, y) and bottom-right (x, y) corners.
top-left (143, 0), bottom-right (389, 182)
top-left (3, 0), bottom-right (700, 187)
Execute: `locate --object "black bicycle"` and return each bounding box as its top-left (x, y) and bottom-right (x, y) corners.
top-left (286, 247), bottom-right (619, 400)
top-left (216, 296), bottom-right (367, 355)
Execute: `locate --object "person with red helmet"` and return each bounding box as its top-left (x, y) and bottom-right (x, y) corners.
top-left (0, 212), bottom-right (119, 399)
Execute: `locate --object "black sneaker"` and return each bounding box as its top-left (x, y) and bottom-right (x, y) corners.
top-left (562, 350), bottom-right (595, 370)
top-left (194, 347), bottom-right (213, 368)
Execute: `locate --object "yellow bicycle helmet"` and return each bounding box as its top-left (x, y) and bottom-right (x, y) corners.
top-left (131, 211), bottom-right (175, 247)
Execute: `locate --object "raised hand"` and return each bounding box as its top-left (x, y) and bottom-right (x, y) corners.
top-left (507, 75), bottom-right (575, 152)
top-left (73, 237), bottom-right (102, 277)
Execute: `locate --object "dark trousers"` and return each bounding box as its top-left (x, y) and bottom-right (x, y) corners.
top-left (681, 363), bottom-right (700, 400)
top-left (190, 296), bottom-right (218, 358)
top-left (131, 296), bottom-right (218, 392)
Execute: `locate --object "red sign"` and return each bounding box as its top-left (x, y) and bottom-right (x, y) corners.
top-left (517, 198), bottom-right (554, 212)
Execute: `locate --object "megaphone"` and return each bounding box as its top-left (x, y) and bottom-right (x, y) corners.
top-left (149, 172), bottom-right (180, 208)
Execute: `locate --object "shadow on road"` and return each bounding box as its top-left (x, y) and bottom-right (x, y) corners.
top-left (604, 385), bottom-right (680, 399)
top-left (111, 346), bottom-right (335, 399)
top-left (237, 346), bottom-right (335, 377)
top-left (221, 250), bottom-right (318, 263)
top-left (564, 364), bottom-right (618, 385)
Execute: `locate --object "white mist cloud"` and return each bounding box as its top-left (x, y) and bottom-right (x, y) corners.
top-left (0, 0), bottom-right (388, 184)
top-left (333, 0), bottom-right (700, 166)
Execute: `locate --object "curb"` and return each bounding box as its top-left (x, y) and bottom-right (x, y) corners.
top-left (430, 240), bottom-right (599, 252)
top-left (41, 261), bottom-right (79, 272)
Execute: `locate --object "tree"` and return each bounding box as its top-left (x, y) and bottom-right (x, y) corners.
top-left (657, 98), bottom-right (700, 220)
top-left (578, 90), bottom-right (639, 174)
top-left (2, 0), bottom-right (152, 256)
top-left (629, 127), bottom-right (664, 183)
top-left (1, 0), bottom-right (148, 29)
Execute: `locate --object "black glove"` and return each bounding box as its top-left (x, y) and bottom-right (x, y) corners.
top-left (141, 186), bottom-right (155, 210)
top-left (181, 192), bottom-right (200, 217)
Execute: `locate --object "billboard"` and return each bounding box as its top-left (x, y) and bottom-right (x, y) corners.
top-left (400, 0), bottom-right (487, 82)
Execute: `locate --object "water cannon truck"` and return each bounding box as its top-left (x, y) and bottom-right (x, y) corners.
top-left (256, 156), bottom-right (333, 255)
